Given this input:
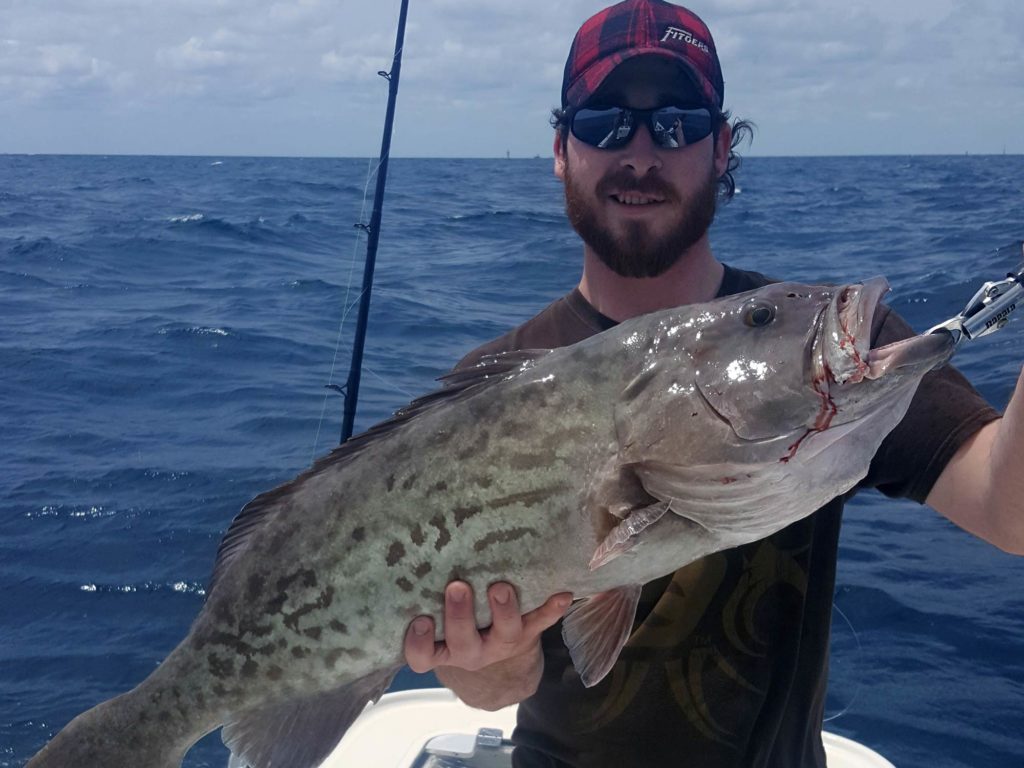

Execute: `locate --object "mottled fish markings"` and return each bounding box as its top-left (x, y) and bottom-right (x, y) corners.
top-left (429, 512), bottom-right (451, 552)
top-left (386, 542), bottom-right (406, 566)
top-left (473, 527), bottom-right (540, 553)
top-left (453, 505), bottom-right (483, 527)
top-left (27, 279), bottom-right (955, 768)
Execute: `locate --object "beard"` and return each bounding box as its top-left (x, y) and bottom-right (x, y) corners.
top-left (563, 159), bottom-right (718, 279)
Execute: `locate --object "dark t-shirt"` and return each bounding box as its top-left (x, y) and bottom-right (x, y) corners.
top-left (454, 265), bottom-right (1000, 768)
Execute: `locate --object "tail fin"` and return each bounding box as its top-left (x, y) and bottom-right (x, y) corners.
top-left (25, 690), bottom-right (190, 768)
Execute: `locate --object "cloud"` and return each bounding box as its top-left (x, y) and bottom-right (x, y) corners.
top-left (0, 0), bottom-right (1020, 155)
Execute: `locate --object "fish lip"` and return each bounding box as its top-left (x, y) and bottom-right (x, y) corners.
top-left (865, 330), bottom-right (956, 379)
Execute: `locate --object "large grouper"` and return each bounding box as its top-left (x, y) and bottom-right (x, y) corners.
top-left (27, 277), bottom-right (955, 768)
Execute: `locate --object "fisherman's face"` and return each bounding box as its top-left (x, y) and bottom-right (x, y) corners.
top-left (555, 57), bottom-right (731, 278)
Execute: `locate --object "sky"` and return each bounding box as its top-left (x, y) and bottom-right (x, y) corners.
top-left (1, 0), bottom-right (1022, 158)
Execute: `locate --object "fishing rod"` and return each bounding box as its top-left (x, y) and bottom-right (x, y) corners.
top-left (339, 0), bottom-right (411, 443)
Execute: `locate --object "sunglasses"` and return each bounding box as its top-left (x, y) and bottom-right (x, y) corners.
top-left (570, 105), bottom-right (714, 150)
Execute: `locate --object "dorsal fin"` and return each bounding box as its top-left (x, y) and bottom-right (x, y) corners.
top-left (205, 348), bottom-right (553, 598)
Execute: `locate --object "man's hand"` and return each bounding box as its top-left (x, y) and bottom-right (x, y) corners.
top-left (404, 581), bottom-right (572, 710)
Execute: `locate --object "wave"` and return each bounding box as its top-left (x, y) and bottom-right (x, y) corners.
top-left (157, 324), bottom-right (231, 337)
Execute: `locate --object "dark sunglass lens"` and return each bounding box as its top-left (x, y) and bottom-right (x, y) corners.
top-left (650, 107), bottom-right (713, 148)
top-left (571, 108), bottom-right (634, 149)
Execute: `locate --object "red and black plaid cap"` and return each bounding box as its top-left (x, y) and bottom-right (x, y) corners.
top-left (561, 0), bottom-right (724, 110)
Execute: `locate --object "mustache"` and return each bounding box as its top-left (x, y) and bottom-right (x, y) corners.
top-left (596, 170), bottom-right (676, 200)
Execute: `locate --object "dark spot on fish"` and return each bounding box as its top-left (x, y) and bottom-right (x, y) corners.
top-left (267, 666), bottom-right (283, 681)
top-left (246, 574), bottom-right (265, 601)
top-left (508, 453), bottom-right (547, 471)
top-left (431, 480), bottom-right (449, 494)
top-left (276, 569), bottom-right (317, 593)
top-left (208, 653), bottom-right (235, 679)
top-left (330, 619), bottom-right (348, 634)
top-left (421, 588), bottom-right (445, 603)
top-left (473, 527), bottom-right (538, 552)
top-left (282, 586), bottom-right (336, 634)
top-left (489, 486), bottom-right (568, 509)
top-left (278, 638), bottom-right (287, 649)
top-left (414, 562), bottom-right (432, 579)
top-left (214, 600), bottom-right (235, 625)
top-left (139, 711), bottom-right (149, 724)
top-left (386, 474), bottom-right (395, 491)
top-left (325, 649), bottom-right (344, 669)
top-left (358, 606), bottom-right (371, 618)
top-left (475, 476), bottom-right (493, 489)
top-left (241, 659), bottom-right (259, 678)
top-left (456, 430), bottom-right (490, 460)
top-left (396, 576), bottom-right (414, 592)
top-left (411, 524), bottom-right (426, 546)
top-left (387, 541), bottom-right (407, 566)
top-left (352, 526), bottom-right (366, 542)
top-left (304, 627), bottom-right (322, 640)
top-left (159, 711), bottom-right (172, 723)
top-left (453, 505), bottom-right (483, 527)
top-left (266, 592), bottom-right (287, 615)
top-left (291, 646), bottom-right (309, 659)
top-left (401, 473), bottom-right (419, 491)
top-left (430, 513), bottom-right (451, 552)
top-left (447, 568), bottom-right (463, 583)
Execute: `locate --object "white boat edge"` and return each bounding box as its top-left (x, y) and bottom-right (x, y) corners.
top-left (300, 688), bottom-right (897, 767)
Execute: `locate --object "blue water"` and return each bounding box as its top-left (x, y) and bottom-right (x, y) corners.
top-left (2, 153), bottom-right (1023, 767)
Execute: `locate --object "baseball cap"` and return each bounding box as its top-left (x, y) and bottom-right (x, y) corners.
top-left (561, 0), bottom-right (724, 110)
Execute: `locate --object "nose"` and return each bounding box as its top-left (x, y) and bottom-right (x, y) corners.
top-left (618, 122), bottom-right (663, 175)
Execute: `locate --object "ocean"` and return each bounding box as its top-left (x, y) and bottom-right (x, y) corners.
top-left (1, 152), bottom-right (1023, 767)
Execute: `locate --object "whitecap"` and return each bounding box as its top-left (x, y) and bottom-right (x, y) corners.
top-left (169, 213), bottom-right (205, 223)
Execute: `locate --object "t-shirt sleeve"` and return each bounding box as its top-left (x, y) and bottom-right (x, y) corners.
top-left (860, 307), bottom-right (1001, 502)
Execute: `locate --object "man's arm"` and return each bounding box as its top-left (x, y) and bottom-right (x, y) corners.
top-left (926, 367), bottom-right (1024, 555)
top-left (404, 581), bottom-right (572, 711)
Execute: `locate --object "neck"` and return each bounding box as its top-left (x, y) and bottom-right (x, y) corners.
top-left (577, 236), bottom-right (725, 322)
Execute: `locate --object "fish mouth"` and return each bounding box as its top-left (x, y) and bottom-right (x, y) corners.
top-left (813, 277), bottom-right (955, 390)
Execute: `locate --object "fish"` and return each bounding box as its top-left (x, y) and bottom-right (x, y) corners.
top-left (26, 277), bottom-right (954, 768)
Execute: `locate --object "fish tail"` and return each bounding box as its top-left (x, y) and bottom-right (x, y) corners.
top-left (25, 688), bottom-right (194, 768)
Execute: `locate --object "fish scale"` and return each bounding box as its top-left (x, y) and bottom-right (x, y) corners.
top-left (26, 278), bottom-right (954, 768)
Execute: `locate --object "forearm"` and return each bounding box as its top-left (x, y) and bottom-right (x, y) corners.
top-left (436, 644), bottom-right (544, 711)
top-left (929, 367), bottom-right (1024, 555)
top-left (980, 368), bottom-right (1024, 553)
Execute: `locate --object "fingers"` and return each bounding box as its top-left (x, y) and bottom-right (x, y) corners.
top-left (403, 581), bottom-right (574, 674)
top-left (404, 615), bottom-right (445, 673)
top-left (487, 582), bottom-right (525, 645)
top-left (442, 581), bottom-right (485, 668)
top-left (522, 591), bottom-right (573, 637)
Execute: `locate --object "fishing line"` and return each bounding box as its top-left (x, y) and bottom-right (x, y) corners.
top-left (823, 601), bottom-right (863, 723)
top-left (363, 365), bottom-right (416, 401)
top-left (311, 157), bottom-right (381, 462)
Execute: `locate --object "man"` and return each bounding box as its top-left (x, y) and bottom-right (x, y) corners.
top-left (404, 1), bottom-right (1024, 765)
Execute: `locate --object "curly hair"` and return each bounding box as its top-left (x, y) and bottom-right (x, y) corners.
top-left (550, 107), bottom-right (755, 201)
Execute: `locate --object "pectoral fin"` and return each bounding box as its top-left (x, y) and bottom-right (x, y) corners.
top-left (589, 500), bottom-right (671, 570)
top-left (561, 585), bottom-right (642, 688)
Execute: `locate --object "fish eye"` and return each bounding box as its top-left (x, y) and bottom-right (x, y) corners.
top-left (743, 302), bottom-right (776, 328)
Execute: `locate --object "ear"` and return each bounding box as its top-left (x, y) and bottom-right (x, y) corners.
top-left (554, 131), bottom-right (567, 181)
top-left (713, 120), bottom-right (732, 178)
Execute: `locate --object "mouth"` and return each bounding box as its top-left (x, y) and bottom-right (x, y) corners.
top-left (814, 277), bottom-right (955, 389)
top-left (610, 192), bottom-right (666, 206)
